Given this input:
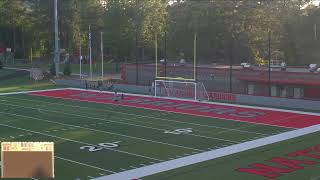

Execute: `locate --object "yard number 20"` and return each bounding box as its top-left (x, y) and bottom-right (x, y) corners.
top-left (80, 142), bottom-right (120, 152)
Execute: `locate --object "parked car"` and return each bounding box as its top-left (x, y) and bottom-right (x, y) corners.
top-left (309, 64), bottom-right (318, 72)
top-left (240, 62), bottom-right (251, 68)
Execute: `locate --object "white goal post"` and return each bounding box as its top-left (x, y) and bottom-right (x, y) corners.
top-left (154, 80), bottom-right (209, 101)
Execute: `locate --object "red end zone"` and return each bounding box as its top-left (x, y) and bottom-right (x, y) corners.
top-left (29, 89), bottom-right (320, 129)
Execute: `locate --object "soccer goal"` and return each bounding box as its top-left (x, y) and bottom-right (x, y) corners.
top-left (154, 80), bottom-right (209, 101)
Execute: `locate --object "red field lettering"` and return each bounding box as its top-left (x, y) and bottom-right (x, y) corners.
top-left (313, 145), bottom-right (320, 153)
top-left (288, 147), bottom-right (320, 159)
top-left (267, 157), bottom-right (317, 170)
top-left (237, 163), bottom-right (293, 178)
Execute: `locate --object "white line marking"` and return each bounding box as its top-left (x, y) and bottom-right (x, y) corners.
top-left (0, 105), bottom-right (203, 152)
top-left (0, 88), bottom-right (69, 96)
top-left (30, 92), bottom-right (294, 129)
top-left (88, 176), bottom-right (95, 179)
top-left (93, 124), bottom-right (320, 180)
top-left (310, 175), bottom-right (320, 180)
top-left (0, 100), bottom-right (240, 143)
top-left (0, 123), bottom-right (163, 162)
top-left (2, 95), bottom-right (272, 135)
top-left (64, 89), bottom-right (319, 129)
top-left (55, 156), bottom-right (116, 173)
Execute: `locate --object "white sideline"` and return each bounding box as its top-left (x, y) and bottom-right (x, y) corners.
top-left (4, 67), bottom-right (32, 72)
top-left (0, 88), bottom-right (68, 96)
top-left (93, 124), bottom-right (320, 180)
top-left (68, 88), bottom-right (320, 116)
top-left (1, 87), bottom-right (319, 116)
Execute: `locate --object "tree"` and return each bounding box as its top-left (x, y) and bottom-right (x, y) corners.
top-left (63, 61), bottom-right (72, 76)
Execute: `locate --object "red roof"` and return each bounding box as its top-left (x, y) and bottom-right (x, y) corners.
top-left (238, 77), bottom-right (320, 86)
top-left (0, 47), bottom-right (5, 53)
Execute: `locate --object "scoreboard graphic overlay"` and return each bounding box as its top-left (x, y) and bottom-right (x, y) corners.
top-left (1, 142), bottom-right (54, 178)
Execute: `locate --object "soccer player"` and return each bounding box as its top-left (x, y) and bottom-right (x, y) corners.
top-left (97, 80), bottom-right (103, 92)
top-left (113, 89), bottom-right (119, 102)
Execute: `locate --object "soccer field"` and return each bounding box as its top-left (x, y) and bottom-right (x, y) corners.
top-left (0, 88), bottom-right (319, 180)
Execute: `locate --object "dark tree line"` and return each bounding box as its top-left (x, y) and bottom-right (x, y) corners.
top-left (0, 0), bottom-right (319, 65)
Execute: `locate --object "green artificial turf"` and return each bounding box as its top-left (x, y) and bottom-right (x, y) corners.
top-left (144, 131), bottom-right (320, 180)
top-left (0, 94), bottom-right (291, 180)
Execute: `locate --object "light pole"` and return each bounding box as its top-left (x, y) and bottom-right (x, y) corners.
top-left (135, 0), bottom-right (139, 85)
top-left (268, 30), bottom-right (271, 96)
top-left (54, 0), bottom-right (60, 77)
top-left (89, 25), bottom-right (92, 80)
top-left (101, 31), bottom-right (104, 80)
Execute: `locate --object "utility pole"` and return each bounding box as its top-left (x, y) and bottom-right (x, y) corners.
top-left (135, 0), bottom-right (139, 85)
top-left (54, 0), bottom-right (60, 77)
top-left (229, 1), bottom-right (236, 93)
top-left (229, 35), bottom-right (233, 93)
top-left (101, 32), bottom-right (104, 80)
top-left (164, 30), bottom-right (167, 78)
top-left (268, 30), bottom-right (272, 96)
top-left (79, 43), bottom-right (82, 80)
top-left (89, 25), bottom-right (92, 80)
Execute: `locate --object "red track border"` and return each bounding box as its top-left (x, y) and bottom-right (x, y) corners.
top-left (29, 89), bottom-right (320, 129)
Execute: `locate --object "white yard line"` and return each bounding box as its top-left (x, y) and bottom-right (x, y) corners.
top-left (310, 175), bottom-right (320, 180)
top-left (55, 156), bottom-right (116, 174)
top-left (0, 123), bottom-right (162, 162)
top-left (1, 96), bottom-right (268, 135)
top-left (0, 110), bottom-right (202, 152)
top-left (213, 114), bottom-right (301, 136)
top-left (93, 124), bottom-right (320, 180)
top-left (5, 102), bottom-right (237, 143)
top-left (16, 103), bottom-right (236, 143)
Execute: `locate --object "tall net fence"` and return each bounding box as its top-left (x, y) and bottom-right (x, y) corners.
top-left (156, 30), bottom-right (196, 80)
top-left (123, 64), bottom-right (235, 92)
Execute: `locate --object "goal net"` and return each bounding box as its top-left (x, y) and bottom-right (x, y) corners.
top-left (154, 80), bottom-right (209, 101)
top-left (30, 68), bottom-right (44, 81)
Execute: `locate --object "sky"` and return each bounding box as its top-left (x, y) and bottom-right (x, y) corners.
top-left (301, 0), bottom-right (320, 9)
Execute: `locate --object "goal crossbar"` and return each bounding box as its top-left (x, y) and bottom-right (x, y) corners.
top-left (154, 79), bottom-right (209, 101)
